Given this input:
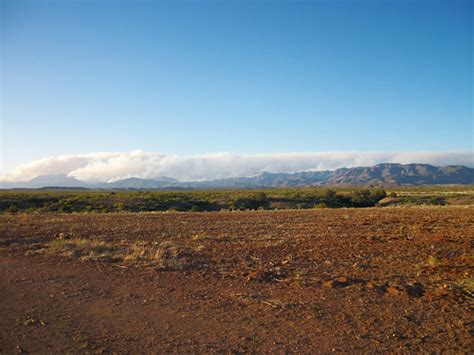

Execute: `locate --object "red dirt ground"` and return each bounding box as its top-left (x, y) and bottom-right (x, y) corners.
top-left (1, 207), bottom-right (473, 353)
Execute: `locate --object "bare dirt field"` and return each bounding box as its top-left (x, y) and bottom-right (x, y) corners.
top-left (1, 207), bottom-right (473, 353)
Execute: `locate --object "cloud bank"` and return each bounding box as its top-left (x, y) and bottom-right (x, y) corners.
top-left (1, 150), bottom-right (473, 183)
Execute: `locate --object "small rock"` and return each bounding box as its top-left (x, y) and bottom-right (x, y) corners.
top-left (56, 232), bottom-right (72, 240)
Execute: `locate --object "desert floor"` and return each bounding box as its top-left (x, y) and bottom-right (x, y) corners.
top-left (1, 207), bottom-right (472, 353)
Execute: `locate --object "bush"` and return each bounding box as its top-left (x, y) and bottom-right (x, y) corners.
top-left (428, 196), bottom-right (445, 205)
top-left (114, 202), bottom-right (125, 212)
top-left (253, 192), bottom-right (267, 203)
top-left (230, 195), bottom-right (267, 210)
top-left (323, 189), bottom-right (336, 199)
top-left (190, 205), bottom-right (201, 212)
top-left (7, 204), bottom-right (19, 213)
top-left (314, 202), bottom-right (328, 209)
top-left (349, 189), bottom-right (387, 207)
top-left (370, 189), bottom-right (387, 201)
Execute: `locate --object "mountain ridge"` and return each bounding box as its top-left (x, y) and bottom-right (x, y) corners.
top-left (1, 163), bottom-right (472, 189)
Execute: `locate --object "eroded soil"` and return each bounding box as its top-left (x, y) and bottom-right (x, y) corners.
top-left (1, 207), bottom-right (473, 353)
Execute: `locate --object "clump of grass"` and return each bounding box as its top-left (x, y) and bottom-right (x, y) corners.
top-left (451, 276), bottom-right (474, 301)
top-left (427, 255), bottom-right (439, 268)
top-left (6, 204), bottom-right (19, 213)
top-left (314, 202), bottom-right (328, 209)
top-left (124, 241), bottom-right (153, 262)
top-left (49, 239), bottom-right (123, 263)
top-left (195, 244), bottom-right (206, 252)
top-left (191, 234), bottom-right (215, 241)
top-left (154, 241), bottom-right (198, 270)
top-left (47, 238), bottom-right (202, 270)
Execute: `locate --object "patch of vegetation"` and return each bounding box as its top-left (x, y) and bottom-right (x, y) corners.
top-left (427, 255), bottom-right (439, 268)
top-left (46, 238), bottom-right (202, 270)
top-left (451, 276), bottom-right (474, 301)
top-left (154, 241), bottom-right (200, 270)
top-left (314, 202), bottom-right (328, 209)
top-left (1, 186), bottom-right (469, 213)
top-left (6, 204), bottom-right (19, 213)
top-left (226, 191), bottom-right (268, 210)
top-left (49, 238), bottom-right (123, 263)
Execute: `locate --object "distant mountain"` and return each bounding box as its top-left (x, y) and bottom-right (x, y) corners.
top-left (104, 177), bottom-right (178, 189)
top-left (188, 170), bottom-right (334, 188)
top-left (325, 164), bottom-right (474, 186)
top-left (185, 164), bottom-right (473, 188)
top-left (0, 174), bottom-right (89, 189)
top-left (1, 164), bottom-right (473, 189)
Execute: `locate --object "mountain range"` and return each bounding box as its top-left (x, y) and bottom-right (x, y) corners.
top-left (1, 163), bottom-right (473, 189)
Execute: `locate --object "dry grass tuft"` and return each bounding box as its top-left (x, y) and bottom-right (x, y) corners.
top-left (427, 255), bottom-right (439, 268)
top-left (451, 276), bottom-right (474, 301)
top-left (154, 241), bottom-right (199, 270)
top-left (49, 239), bottom-right (123, 263)
top-left (47, 238), bottom-right (202, 270)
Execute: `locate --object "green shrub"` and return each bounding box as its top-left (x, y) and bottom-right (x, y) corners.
top-left (314, 202), bottom-right (328, 209)
top-left (7, 204), bottom-right (19, 213)
top-left (254, 192), bottom-right (267, 203)
top-left (349, 189), bottom-right (387, 207)
top-left (114, 202), bottom-right (125, 212)
top-left (230, 197), bottom-right (262, 210)
top-left (323, 188), bottom-right (336, 199)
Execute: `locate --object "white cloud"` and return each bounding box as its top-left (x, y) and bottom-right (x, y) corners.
top-left (0, 150), bottom-right (472, 183)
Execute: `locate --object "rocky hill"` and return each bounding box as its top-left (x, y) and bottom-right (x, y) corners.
top-left (1, 164), bottom-right (472, 189)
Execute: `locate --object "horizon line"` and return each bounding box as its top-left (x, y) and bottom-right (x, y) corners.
top-left (1, 150), bottom-right (473, 183)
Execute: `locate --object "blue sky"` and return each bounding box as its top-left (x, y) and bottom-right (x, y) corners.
top-left (1, 0), bottom-right (472, 175)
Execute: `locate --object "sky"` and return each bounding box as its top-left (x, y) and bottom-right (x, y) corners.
top-left (0, 0), bottom-right (472, 181)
